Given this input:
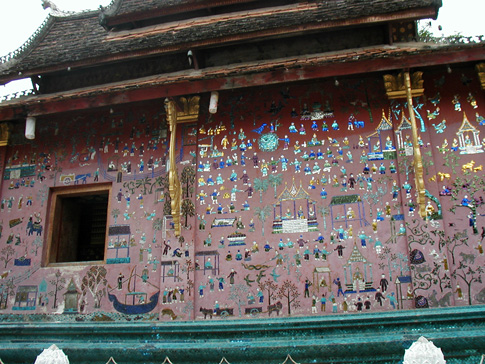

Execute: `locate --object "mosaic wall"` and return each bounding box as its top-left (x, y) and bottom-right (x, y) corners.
top-left (0, 65), bottom-right (483, 322)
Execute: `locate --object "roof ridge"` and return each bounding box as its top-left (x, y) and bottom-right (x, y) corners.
top-left (0, 15), bottom-right (54, 66)
top-left (100, 0), bottom-right (123, 17)
top-left (0, 8), bottom-right (102, 67)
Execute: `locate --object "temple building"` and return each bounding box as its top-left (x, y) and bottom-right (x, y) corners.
top-left (0, 0), bottom-right (483, 363)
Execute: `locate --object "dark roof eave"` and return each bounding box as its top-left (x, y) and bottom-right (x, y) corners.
top-left (0, 43), bottom-right (482, 121)
top-left (0, 5), bottom-right (439, 85)
top-left (104, 0), bottom-right (260, 27)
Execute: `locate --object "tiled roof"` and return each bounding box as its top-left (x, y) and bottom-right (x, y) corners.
top-left (1, 41), bottom-right (483, 111)
top-left (102, 0), bottom-right (440, 19)
top-left (0, 0), bottom-right (441, 83)
top-left (102, 0), bottom-right (207, 17)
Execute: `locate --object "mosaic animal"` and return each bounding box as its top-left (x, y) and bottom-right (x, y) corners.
top-left (428, 290), bottom-right (452, 307)
top-left (26, 215), bottom-right (43, 236)
top-left (462, 160), bottom-right (475, 173)
top-left (200, 307), bottom-right (213, 319)
top-left (267, 301), bottom-right (283, 316)
top-left (459, 252), bottom-right (475, 265)
top-left (473, 165), bottom-right (483, 172)
top-left (455, 229), bottom-right (468, 240)
top-left (476, 287), bottom-right (485, 304)
top-left (161, 308), bottom-right (177, 320)
top-left (414, 265), bottom-right (431, 274)
top-left (437, 172), bottom-right (451, 181)
top-left (74, 173), bottom-right (91, 184)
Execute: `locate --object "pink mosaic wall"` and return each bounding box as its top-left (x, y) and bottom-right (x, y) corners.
top-left (0, 65), bottom-right (483, 322)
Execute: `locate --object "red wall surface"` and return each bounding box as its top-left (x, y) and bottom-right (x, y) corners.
top-left (0, 65), bottom-right (483, 322)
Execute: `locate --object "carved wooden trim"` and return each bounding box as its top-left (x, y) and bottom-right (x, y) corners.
top-left (383, 71), bottom-right (424, 99)
top-left (476, 63), bottom-right (485, 90)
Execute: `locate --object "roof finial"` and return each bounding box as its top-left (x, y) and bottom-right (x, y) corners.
top-left (41, 0), bottom-right (59, 11)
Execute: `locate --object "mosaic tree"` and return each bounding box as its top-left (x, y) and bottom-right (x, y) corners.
top-left (181, 199), bottom-right (195, 228)
top-left (254, 205), bottom-right (272, 236)
top-left (390, 252), bottom-right (410, 277)
top-left (378, 246), bottom-right (397, 281)
top-left (253, 177), bottom-right (269, 203)
top-left (277, 279), bottom-right (300, 315)
top-left (180, 166), bottom-right (196, 199)
top-left (422, 150), bottom-right (435, 176)
top-left (48, 149), bottom-right (67, 187)
top-left (81, 266), bottom-right (108, 309)
top-left (398, 156), bottom-right (413, 180)
top-left (153, 217), bottom-right (163, 236)
top-left (49, 269), bottom-right (66, 309)
top-left (228, 283), bottom-right (249, 317)
top-left (111, 208), bottom-right (121, 224)
top-left (186, 278), bottom-right (194, 298)
top-left (405, 97), bottom-right (426, 132)
top-left (442, 151), bottom-right (460, 174)
top-left (0, 278), bottom-right (15, 309)
top-left (30, 236), bottom-right (43, 256)
top-left (135, 177), bottom-right (153, 196)
top-left (430, 261), bottom-right (452, 293)
top-left (317, 205), bottom-right (330, 230)
top-left (0, 246), bottom-right (15, 268)
top-left (449, 175), bottom-right (485, 235)
top-left (268, 173), bottom-right (283, 198)
top-left (36, 184), bottom-right (48, 207)
top-left (452, 261), bottom-right (483, 305)
top-left (161, 174), bottom-right (172, 215)
top-left (430, 229), bottom-right (468, 265)
top-left (181, 300), bottom-right (194, 320)
top-left (363, 183), bottom-right (387, 218)
top-left (258, 279), bottom-right (278, 306)
top-left (181, 259), bottom-right (195, 281)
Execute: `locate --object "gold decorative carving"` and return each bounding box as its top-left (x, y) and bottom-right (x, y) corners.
top-left (176, 96), bottom-right (200, 123)
top-left (0, 122), bottom-right (11, 147)
top-left (164, 96), bottom-right (200, 237)
top-left (476, 63), bottom-right (485, 90)
top-left (383, 71), bottom-right (424, 99)
top-left (404, 71), bottom-right (426, 219)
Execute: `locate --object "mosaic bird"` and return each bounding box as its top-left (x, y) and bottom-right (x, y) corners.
top-left (252, 123), bottom-right (267, 134)
top-left (427, 108), bottom-right (440, 120)
top-left (429, 92), bottom-right (441, 106)
top-left (256, 270), bottom-right (266, 283)
top-left (244, 274), bottom-right (255, 286)
top-left (431, 119), bottom-right (446, 133)
top-left (270, 268), bottom-right (281, 282)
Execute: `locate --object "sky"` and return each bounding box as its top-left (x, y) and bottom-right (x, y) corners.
top-left (0, 0), bottom-right (484, 98)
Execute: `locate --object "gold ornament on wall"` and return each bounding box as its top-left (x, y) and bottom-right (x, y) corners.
top-left (165, 96), bottom-right (200, 237)
top-left (383, 71), bottom-right (424, 99)
top-left (476, 63), bottom-right (485, 90)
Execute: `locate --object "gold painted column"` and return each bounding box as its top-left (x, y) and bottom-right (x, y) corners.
top-left (404, 72), bottom-right (426, 218)
top-left (383, 71), bottom-right (426, 218)
top-left (0, 123), bottom-right (11, 195)
top-left (164, 97), bottom-right (200, 237)
top-left (477, 63), bottom-right (485, 90)
top-left (165, 99), bottom-right (182, 237)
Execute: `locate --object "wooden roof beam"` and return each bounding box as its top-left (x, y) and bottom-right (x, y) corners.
top-left (0, 45), bottom-right (483, 121)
